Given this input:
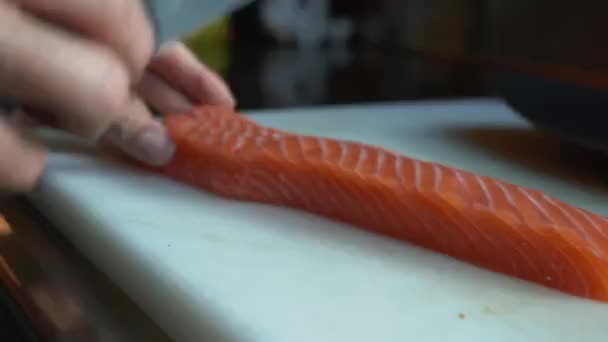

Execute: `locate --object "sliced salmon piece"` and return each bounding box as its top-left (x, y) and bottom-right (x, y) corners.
top-left (160, 105), bottom-right (608, 302)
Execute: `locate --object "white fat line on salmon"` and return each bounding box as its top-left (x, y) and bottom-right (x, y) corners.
top-left (542, 194), bottom-right (592, 243)
top-left (432, 164), bottom-right (442, 192)
top-left (518, 189), bottom-right (557, 228)
top-left (221, 118), bottom-right (242, 145)
top-left (233, 124), bottom-right (255, 153)
top-left (255, 134), bottom-right (266, 149)
top-left (452, 169), bottom-right (472, 200)
top-left (354, 146), bottom-right (368, 173)
top-left (474, 175), bottom-right (494, 210)
top-left (541, 194), bottom-right (601, 256)
top-left (273, 173), bottom-right (302, 205)
top-left (319, 138), bottom-right (328, 160)
top-left (295, 136), bottom-right (306, 159)
top-left (413, 159), bottom-right (422, 190)
top-left (278, 136), bottom-right (289, 158)
top-left (337, 142), bottom-right (349, 167)
top-left (372, 150), bottom-right (385, 177)
top-left (202, 115), bottom-right (229, 145)
top-left (446, 169), bottom-right (537, 276)
top-left (394, 156), bottom-right (404, 185)
top-left (575, 208), bottom-right (608, 255)
top-left (495, 182), bottom-right (524, 223)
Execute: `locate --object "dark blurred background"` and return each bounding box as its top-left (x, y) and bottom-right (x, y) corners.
top-left (183, 0), bottom-right (608, 110)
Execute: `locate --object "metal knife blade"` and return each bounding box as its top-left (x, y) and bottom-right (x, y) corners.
top-left (143, 0), bottom-right (252, 50)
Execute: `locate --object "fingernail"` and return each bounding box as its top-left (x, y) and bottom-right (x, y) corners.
top-left (131, 124), bottom-right (175, 166)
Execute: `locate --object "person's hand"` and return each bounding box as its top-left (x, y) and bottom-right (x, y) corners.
top-left (0, 1), bottom-right (235, 193)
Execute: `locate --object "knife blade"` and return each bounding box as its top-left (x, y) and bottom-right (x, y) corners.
top-left (143, 0), bottom-right (253, 50)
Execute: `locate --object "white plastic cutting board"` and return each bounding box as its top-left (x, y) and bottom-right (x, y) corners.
top-left (27, 98), bottom-right (608, 341)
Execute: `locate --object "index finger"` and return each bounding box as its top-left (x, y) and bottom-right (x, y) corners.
top-left (17, 0), bottom-right (154, 79)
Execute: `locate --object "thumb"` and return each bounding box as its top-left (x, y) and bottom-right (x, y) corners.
top-left (99, 96), bottom-right (175, 166)
top-left (15, 95), bottom-right (175, 167)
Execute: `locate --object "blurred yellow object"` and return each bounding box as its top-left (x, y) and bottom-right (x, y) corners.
top-left (184, 17), bottom-right (231, 75)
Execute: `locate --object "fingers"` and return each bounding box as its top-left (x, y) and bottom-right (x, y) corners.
top-left (0, 3), bottom-right (173, 166)
top-left (0, 3), bottom-right (130, 139)
top-left (0, 116), bottom-right (46, 193)
top-left (148, 42), bottom-right (236, 109)
top-left (16, 0), bottom-right (154, 78)
top-left (135, 71), bottom-right (193, 114)
top-left (100, 96), bottom-right (175, 166)
top-left (0, 3), bottom-right (228, 169)
top-left (10, 102), bottom-right (175, 167)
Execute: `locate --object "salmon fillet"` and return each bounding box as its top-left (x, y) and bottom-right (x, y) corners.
top-left (160, 105), bottom-right (608, 302)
